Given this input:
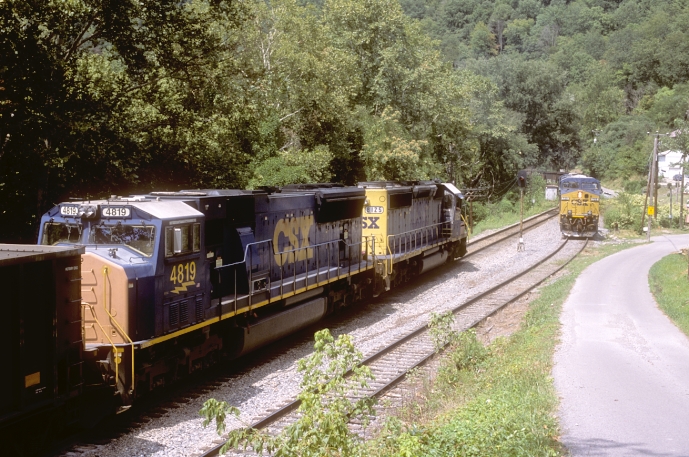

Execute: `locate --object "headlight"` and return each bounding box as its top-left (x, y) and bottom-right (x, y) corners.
top-left (79, 205), bottom-right (99, 219)
top-left (587, 211), bottom-right (592, 216)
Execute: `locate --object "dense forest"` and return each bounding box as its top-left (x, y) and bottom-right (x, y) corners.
top-left (2, 0), bottom-right (689, 241)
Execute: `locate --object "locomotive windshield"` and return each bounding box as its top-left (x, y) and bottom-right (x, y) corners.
top-left (42, 222), bottom-right (82, 245)
top-left (89, 223), bottom-right (156, 257)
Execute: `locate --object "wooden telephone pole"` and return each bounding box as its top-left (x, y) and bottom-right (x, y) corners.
top-left (645, 132), bottom-right (670, 241)
top-left (647, 134), bottom-right (658, 242)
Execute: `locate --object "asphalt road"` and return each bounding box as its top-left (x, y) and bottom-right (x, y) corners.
top-left (554, 235), bottom-right (689, 457)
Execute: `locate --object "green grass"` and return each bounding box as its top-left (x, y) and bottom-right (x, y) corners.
top-left (649, 253), bottom-right (689, 337)
top-left (368, 241), bottom-right (638, 457)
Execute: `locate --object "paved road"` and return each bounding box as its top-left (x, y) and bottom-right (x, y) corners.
top-left (554, 235), bottom-right (689, 457)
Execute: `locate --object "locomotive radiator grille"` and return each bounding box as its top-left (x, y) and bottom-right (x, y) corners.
top-left (180, 300), bottom-right (189, 324)
top-left (170, 302), bottom-right (179, 327)
top-left (195, 296), bottom-right (203, 322)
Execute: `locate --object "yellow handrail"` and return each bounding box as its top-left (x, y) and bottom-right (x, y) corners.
top-left (461, 213), bottom-right (471, 237)
top-left (102, 266), bottom-right (136, 396)
top-left (82, 302), bottom-right (121, 388)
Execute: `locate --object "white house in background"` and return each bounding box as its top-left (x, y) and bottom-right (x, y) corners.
top-left (657, 150), bottom-right (688, 181)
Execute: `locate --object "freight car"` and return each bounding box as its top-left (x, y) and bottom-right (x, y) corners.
top-left (559, 174), bottom-right (601, 237)
top-left (36, 181), bottom-right (467, 410)
top-left (0, 244), bottom-right (92, 455)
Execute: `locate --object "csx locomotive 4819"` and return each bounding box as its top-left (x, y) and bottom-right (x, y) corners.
top-left (32, 181), bottom-right (466, 411)
top-left (559, 174), bottom-right (602, 237)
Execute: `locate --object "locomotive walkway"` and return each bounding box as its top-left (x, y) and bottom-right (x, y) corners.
top-left (553, 234), bottom-right (689, 457)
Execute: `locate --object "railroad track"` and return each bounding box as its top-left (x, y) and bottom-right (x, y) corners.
top-left (465, 207), bottom-right (558, 257)
top-left (199, 234), bottom-right (587, 457)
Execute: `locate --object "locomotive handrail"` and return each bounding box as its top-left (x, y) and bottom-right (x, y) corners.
top-left (213, 235), bottom-right (377, 312)
top-left (214, 236), bottom-right (374, 271)
top-left (82, 302), bottom-right (121, 388)
top-left (380, 222), bottom-right (443, 275)
top-left (460, 213), bottom-right (470, 237)
top-left (102, 266), bottom-right (135, 397)
top-left (386, 222), bottom-right (444, 254)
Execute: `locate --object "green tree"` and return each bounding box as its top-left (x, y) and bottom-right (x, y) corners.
top-left (489, 3), bottom-right (513, 53)
top-left (359, 108), bottom-right (433, 180)
top-left (248, 146), bottom-right (333, 188)
top-left (503, 18), bottom-right (534, 53)
top-left (0, 0), bottom-right (252, 241)
top-left (469, 22), bottom-right (498, 57)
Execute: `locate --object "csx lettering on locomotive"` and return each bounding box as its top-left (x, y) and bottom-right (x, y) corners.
top-left (272, 215), bottom-right (314, 265)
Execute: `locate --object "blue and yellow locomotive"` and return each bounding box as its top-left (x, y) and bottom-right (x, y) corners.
top-left (559, 174), bottom-right (602, 237)
top-left (37, 182), bottom-right (467, 407)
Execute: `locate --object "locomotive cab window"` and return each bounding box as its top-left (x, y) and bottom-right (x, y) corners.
top-left (165, 223), bottom-right (201, 257)
top-left (443, 194), bottom-right (453, 209)
top-left (42, 222), bottom-right (82, 245)
top-left (90, 223), bottom-right (156, 256)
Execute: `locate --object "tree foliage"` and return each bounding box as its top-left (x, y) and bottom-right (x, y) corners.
top-left (7, 0), bottom-right (689, 241)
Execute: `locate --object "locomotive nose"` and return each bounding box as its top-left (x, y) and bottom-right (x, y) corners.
top-left (81, 252), bottom-right (131, 345)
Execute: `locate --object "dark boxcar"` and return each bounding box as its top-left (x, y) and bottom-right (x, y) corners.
top-left (0, 244), bottom-right (84, 455)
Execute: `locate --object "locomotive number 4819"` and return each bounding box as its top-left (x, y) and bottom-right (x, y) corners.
top-left (170, 261), bottom-right (196, 284)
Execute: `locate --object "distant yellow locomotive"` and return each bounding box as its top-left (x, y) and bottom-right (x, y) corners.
top-left (559, 174), bottom-right (601, 237)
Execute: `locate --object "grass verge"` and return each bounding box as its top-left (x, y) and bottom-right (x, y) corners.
top-left (649, 253), bottom-right (689, 337)
top-left (367, 241), bottom-right (638, 457)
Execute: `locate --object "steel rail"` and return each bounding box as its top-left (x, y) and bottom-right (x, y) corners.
top-left (464, 207), bottom-right (558, 258)
top-left (199, 235), bottom-right (588, 457)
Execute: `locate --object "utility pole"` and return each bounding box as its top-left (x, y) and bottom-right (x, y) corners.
top-left (646, 132), bottom-right (670, 240)
top-left (668, 182), bottom-right (673, 221)
top-left (682, 154), bottom-right (686, 229)
top-left (647, 134), bottom-right (659, 242)
top-left (519, 188), bottom-right (524, 235)
top-left (654, 139), bottom-right (660, 221)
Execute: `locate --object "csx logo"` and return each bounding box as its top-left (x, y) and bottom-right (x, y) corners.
top-left (361, 217), bottom-right (380, 229)
top-left (273, 215), bottom-right (314, 266)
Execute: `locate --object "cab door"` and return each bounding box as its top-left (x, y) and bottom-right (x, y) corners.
top-left (162, 221), bottom-right (207, 334)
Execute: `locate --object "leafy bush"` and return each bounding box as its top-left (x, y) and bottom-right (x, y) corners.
top-left (428, 311), bottom-right (488, 386)
top-left (201, 329), bottom-right (374, 456)
top-left (603, 192), bottom-right (645, 230)
top-left (248, 146), bottom-right (333, 188)
top-left (623, 179), bottom-right (646, 194)
top-left (604, 191), bottom-right (684, 230)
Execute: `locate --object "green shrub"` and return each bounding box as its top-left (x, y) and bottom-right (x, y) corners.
top-left (603, 192), bottom-right (645, 230)
top-left (623, 179), bottom-right (646, 194)
top-left (201, 329), bottom-right (375, 457)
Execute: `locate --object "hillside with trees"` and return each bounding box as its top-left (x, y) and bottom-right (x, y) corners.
top-left (401, 0), bottom-right (689, 179)
top-left (2, 0), bottom-right (689, 241)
